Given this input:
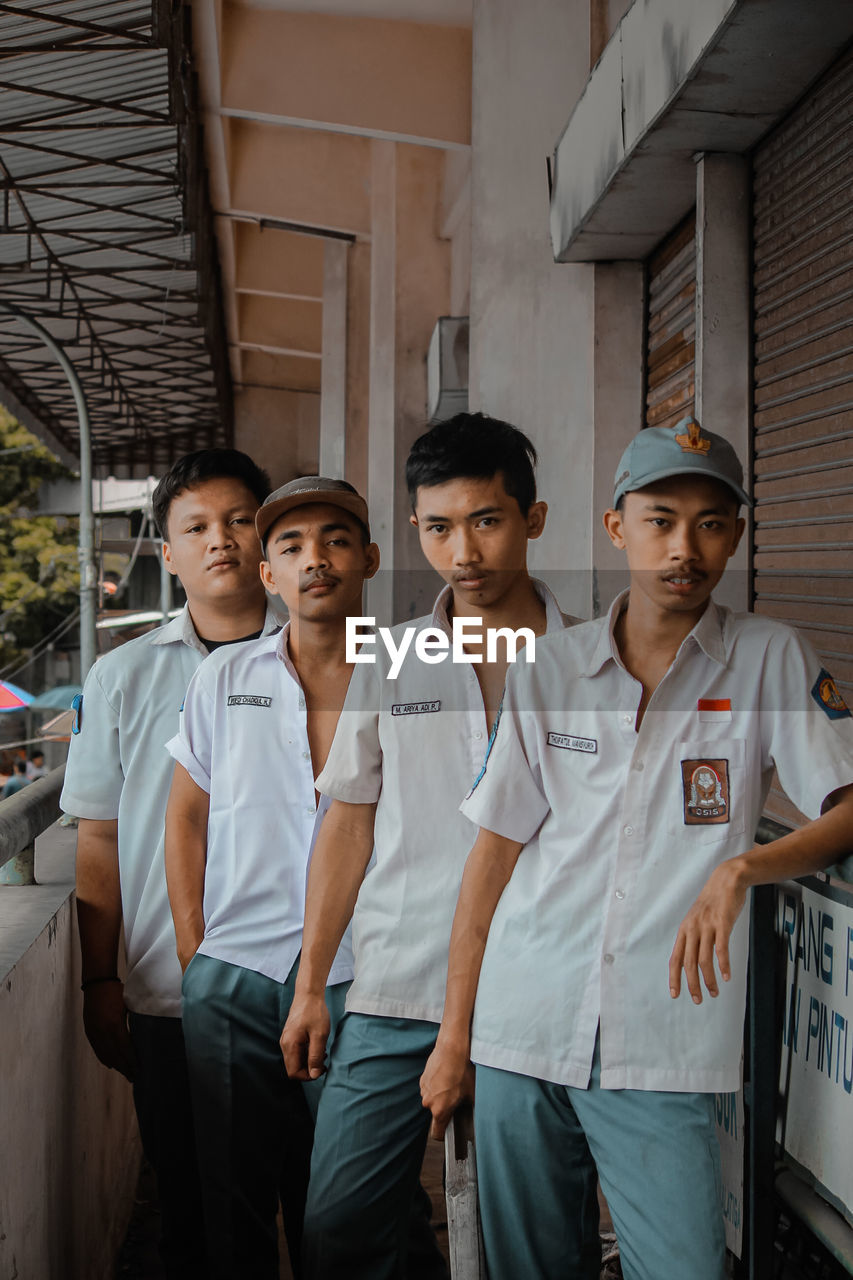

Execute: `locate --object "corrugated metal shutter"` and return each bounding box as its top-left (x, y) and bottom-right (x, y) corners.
top-left (645, 212), bottom-right (696, 430)
top-left (753, 46), bottom-right (853, 829)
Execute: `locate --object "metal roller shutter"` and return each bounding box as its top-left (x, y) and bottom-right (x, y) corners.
top-left (645, 212), bottom-right (696, 430)
top-left (753, 46), bottom-right (853, 828)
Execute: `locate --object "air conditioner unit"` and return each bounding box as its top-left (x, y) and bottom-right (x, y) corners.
top-left (427, 316), bottom-right (469, 424)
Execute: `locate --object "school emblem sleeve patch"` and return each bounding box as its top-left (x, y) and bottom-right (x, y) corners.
top-left (811, 668), bottom-right (851, 720)
top-left (681, 758), bottom-right (730, 825)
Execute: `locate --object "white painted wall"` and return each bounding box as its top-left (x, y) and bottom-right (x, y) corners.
top-left (469, 0), bottom-right (596, 620)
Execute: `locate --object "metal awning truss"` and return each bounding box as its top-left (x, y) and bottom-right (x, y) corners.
top-left (0, 1), bottom-right (232, 475)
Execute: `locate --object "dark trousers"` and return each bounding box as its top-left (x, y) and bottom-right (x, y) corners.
top-left (128, 1011), bottom-right (207, 1280)
top-left (181, 953), bottom-right (349, 1280)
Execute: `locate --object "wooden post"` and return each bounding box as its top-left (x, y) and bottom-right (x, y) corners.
top-left (444, 1104), bottom-right (486, 1279)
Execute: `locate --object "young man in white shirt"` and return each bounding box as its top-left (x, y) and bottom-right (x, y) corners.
top-left (164, 477), bottom-right (378, 1280)
top-left (281, 413), bottom-right (584, 1279)
top-left (421, 419), bottom-right (853, 1280)
top-left (61, 448), bottom-right (278, 1279)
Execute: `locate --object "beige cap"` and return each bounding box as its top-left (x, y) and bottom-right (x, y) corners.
top-left (255, 475), bottom-right (370, 544)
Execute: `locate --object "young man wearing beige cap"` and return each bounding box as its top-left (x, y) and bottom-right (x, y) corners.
top-left (421, 419), bottom-right (853, 1280)
top-left (164, 477), bottom-right (378, 1280)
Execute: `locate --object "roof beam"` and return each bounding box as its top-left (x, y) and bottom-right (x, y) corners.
top-left (220, 5), bottom-right (471, 150)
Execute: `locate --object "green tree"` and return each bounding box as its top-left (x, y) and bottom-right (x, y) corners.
top-left (0, 406), bottom-right (79, 673)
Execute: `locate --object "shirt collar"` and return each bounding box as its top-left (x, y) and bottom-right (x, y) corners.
top-left (583, 590), bottom-right (728, 677)
top-left (149, 601), bottom-right (282, 655)
top-left (431, 577), bottom-right (566, 635)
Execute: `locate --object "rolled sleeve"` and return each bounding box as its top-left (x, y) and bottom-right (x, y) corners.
top-left (166, 663), bottom-right (214, 794)
top-left (60, 664), bottom-right (124, 819)
top-left (461, 668), bottom-right (550, 844)
top-left (316, 660), bottom-right (383, 804)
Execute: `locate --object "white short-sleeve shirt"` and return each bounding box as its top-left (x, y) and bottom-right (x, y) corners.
top-left (461, 593), bottom-right (853, 1094)
top-left (166, 625), bottom-right (353, 987)
top-left (316, 580), bottom-right (578, 1024)
top-left (60, 605), bottom-right (283, 1016)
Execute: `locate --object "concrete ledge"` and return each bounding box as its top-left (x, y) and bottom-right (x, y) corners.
top-left (550, 0), bottom-right (853, 262)
top-left (0, 822), bottom-right (141, 1280)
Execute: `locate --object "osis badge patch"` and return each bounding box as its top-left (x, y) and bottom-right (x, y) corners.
top-left (681, 758), bottom-right (730, 825)
top-left (811, 668), bottom-right (850, 720)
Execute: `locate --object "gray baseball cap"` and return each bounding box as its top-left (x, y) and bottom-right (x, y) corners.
top-left (613, 419), bottom-right (752, 508)
top-left (256, 475), bottom-right (371, 544)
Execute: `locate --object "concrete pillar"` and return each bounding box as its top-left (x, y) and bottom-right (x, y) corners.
top-left (319, 239), bottom-right (348, 478)
top-left (469, 0), bottom-right (595, 621)
top-left (592, 262), bottom-right (645, 616)
top-left (695, 153), bottom-right (751, 612)
top-left (367, 139), bottom-right (397, 626)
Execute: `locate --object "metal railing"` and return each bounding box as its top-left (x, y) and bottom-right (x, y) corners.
top-left (0, 765), bottom-right (65, 885)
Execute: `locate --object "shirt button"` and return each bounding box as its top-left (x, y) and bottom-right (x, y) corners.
top-left (298, 695), bottom-right (305, 710)
top-left (633, 760), bottom-right (644, 772)
top-left (623, 825), bottom-right (634, 837)
top-left (473, 730), bottom-right (484, 741)
top-left (603, 953), bottom-right (615, 966)
top-left (622, 713), bottom-right (633, 725)
top-left (304, 806), bottom-right (315, 816)
top-left (614, 889), bottom-right (625, 901)
top-left (302, 751), bottom-right (311, 761)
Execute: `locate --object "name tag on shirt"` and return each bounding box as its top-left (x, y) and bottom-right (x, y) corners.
top-left (227, 694), bottom-right (272, 708)
top-left (547, 731), bottom-right (597, 754)
top-left (391, 701), bottom-right (441, 716)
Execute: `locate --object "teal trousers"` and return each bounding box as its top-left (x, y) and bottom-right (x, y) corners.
top-left (303, 1011), bottom-right (450, 1280)
top-left (474, 1041), bottom-right (726, 1280)
top-left (181, 952), bottom-right (348, 1280)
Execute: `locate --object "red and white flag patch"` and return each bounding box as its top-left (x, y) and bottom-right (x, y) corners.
top-left (698, 697), bottom-right (731, 723)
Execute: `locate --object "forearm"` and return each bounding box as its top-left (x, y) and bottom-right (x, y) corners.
top-left (438, 827), bottom-right (524, 1048)
top-left (731, 786), bottom-right (853, 892)
top-left (296, 799), bottom-right (376, 995)
top-left (164, 764), bottom-right (209, 959)
top-left (75, 819), bottom-right (123, 981)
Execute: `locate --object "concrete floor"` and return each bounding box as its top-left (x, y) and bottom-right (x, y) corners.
top-left (115, 1141), bottom-right (451, 1278)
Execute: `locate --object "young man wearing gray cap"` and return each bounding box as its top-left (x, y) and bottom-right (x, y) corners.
top-left (421, 419), bottom-right (853, 1280)
top-left (164, 477), bottom-right (379, 1279)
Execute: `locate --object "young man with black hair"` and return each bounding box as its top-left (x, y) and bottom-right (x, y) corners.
top-left (421, 420), bottom-right (853, 1280)
top-left (281, 412), bottom-right (584, 1279)
top-left (164, 478), bottom-right (379, 1279)
top-left (61, 448), bottom-right (278, 1279)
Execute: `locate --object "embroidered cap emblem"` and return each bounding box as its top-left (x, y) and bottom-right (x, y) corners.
top-left (811, 668), bottom-right (850, 720)
top-left (681, 758), bottom-right (730, 825)
top-left (675, 419), bottom-right (712, 457)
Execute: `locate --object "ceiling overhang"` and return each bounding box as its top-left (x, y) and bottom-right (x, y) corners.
top-left (550, 0), bottom-right (853, 263)
top-left (0, 1), bottom-right (232, 476)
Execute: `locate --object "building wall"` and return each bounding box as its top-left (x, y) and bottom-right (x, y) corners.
top-left (469, 0), bottom-right (598, 620)
top-left (233, 385), bottom-right (321, 487)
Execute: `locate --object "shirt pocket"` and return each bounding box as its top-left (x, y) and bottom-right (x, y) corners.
top-left (668, 736), bottom-right (746, 842)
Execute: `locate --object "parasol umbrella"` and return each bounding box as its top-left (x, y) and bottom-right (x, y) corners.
top-left (29, 684), bottom-right (82, 711)
top-left (0, 679), bottom-right (33, 712)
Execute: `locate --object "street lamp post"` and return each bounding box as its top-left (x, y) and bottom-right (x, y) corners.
top-left (0, 305), bottom-right (97, 679)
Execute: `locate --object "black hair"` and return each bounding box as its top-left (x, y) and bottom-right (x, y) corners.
top-left (13, 760), bottom-right (27, 774)
top-left (29, 750), bottom-right (44, 760)
top-left (405, 412), bottom-right (538, 515)
top-left (152, 449), bottom-right (271, 540)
